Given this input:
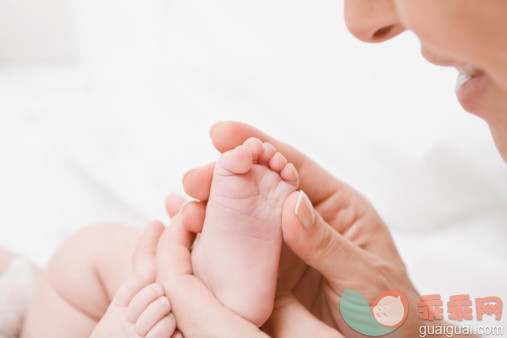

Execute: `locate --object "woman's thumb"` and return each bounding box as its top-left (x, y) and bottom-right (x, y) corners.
top-left (281, 191), bottom-right (362, 281)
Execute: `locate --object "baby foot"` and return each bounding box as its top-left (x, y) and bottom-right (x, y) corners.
top-left (91, 271), bottom-right (176, 338)
top-left (191, 137), bottom-right (299, 326)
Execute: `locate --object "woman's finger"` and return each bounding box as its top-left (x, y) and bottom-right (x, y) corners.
top-left (281, 191), bottom-right (364, 282)
top-left (180, 200), bottom-right (206, 233)
top-left (156, 215), bottom-right (194, 276)
top-left (182, 162), bottom-right (215, 201)
top-left (265, 288), bottom-right (343, 338)
top-left (209, 121), bottom-right (343, 204)
top-left (165, 194), bottom-right (188, 218)
top-left (132, 220), bottom-right (165, 279)
top-left (155, 217), bottom-right (266, 338)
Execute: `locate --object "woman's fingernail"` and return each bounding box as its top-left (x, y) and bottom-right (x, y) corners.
top-left (180, 199), bottom-right (193, 214)
top-left (295, 190), bottom-right (315, 229)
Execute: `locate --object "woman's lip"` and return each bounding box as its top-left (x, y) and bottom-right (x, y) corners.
top-left (455, 72), bottom-right (489, 113)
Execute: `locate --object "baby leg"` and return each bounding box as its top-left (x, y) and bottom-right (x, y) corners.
top-left (21, 223), bottom-right (142, 338)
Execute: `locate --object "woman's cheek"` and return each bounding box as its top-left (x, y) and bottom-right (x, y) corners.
top-left (396, 1), bottom-right (507, 70)
top-left (396, 1), bottom-right (468, 47)
top-left (394, 1), bottom-right (478, 59)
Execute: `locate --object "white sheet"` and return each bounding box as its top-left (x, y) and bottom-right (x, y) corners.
top-left (0, 0), bottom-right (505, 334)
top-left (0, 259), bottom-right (36, 337)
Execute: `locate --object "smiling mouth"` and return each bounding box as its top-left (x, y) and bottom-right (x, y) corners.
top-left (454, 63), bottom-right (490, 112)
top-left (456, 64), bottom-right (483, 90)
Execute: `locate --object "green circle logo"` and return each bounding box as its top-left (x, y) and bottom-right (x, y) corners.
top-left (340, 289), bottom-right (409, 336)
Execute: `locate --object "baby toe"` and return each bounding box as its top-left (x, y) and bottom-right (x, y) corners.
top-left (126, 283), bottom-right (165, 323)
top-left (280, 163), bottom-right (299, 186)
top-left (136, 297), bottom-right (172, 337)
top-left (145, 314), bottom-right (177, 338)
top-left (243, 137), bottom-right (263, 163)
top-left (269, 152), bottom-right (288, 172)
top-left (217, 145), bottom-right (253, 174)
top-left (259, 142), bottom-right (276, 165)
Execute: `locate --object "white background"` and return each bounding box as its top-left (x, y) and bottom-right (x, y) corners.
top-left (0, 0), bottom-right (506, 334)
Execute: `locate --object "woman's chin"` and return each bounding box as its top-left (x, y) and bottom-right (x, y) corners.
top-left (490, 125), bottom-right (507, 164)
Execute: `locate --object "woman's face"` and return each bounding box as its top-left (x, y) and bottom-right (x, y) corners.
top-left (344, 0), bottom-right (507, 161)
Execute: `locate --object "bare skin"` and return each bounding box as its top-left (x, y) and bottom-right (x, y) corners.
top-left (21, 223), bottom-right (141, 337)
top-left (21, 222), bottom-right (179, 338)
top-left (19, 137), bottom-right (300, 336)
top-left (182, 127), bottom-right (421, 337)
top-left (20, 138), bottom-right (298, 335)
top-left (90, 222), bottom-right (177, 338)
top-left (90, 275), bottom-right (175, 338)
top-left (157, 195), bottom-right (342, 337)
top-left (20, 137), bottom-right (299, 335)
top-left (15, 1), bottom-right (507, 336)
top-left (191, 137), bottom-right (298, 326)
top-left (17, 120), bottom-right (482, 337)
top-left (174, 121), bottom-right (481, 338)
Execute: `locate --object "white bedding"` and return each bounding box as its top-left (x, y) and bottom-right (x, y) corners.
top-left (0, 0), bottom-right (506, 334)
top-left (0, 259), bottom-right (36, 337)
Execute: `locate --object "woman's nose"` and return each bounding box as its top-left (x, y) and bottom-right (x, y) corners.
top-left (344, 0), bottom-right (405, 43)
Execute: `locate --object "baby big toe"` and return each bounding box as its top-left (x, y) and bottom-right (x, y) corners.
top-left (135, 297), bottom-right (172, 337)
top-left (126, 283), bottom-right (165, 323)
top-left (243, 137), bottom-right (263, 163)
top-left (217, 145), bottom-right (253, 174)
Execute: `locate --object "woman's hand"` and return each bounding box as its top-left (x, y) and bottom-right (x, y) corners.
top-left (131, 199), bottom-right (265, 337)
top-left (156, 219), bottom-right (268, 336)
top-left (163, 196), bottom-right (343, 338)
top-left (133, 203), bottom-right (342, 337)
top-left (131, 193), bottom-right (344, 337)
top-left (179, 121), bottom-right (423, 337)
